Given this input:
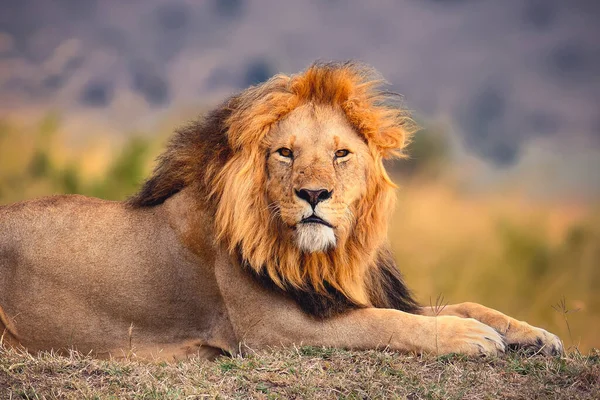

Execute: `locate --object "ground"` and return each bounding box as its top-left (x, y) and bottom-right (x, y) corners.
top-left (1, 346), bottom-right (598, 399)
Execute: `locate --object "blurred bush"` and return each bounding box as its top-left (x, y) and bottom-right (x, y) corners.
top-left (386, 122), bottom-right (451, 179)
top-left (90, 136), bottom-right (152, 200)
top-left (0, 114), bottom-right (155, 203)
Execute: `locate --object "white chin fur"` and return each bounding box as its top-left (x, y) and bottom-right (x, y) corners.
top-left (295, 223), bottom-right (336, 253)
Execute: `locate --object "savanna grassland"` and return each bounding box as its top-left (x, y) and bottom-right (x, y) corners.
top-left (1, 346), bottom-right (599, 399)
top-left (1, 114), bottom-right (599, 398)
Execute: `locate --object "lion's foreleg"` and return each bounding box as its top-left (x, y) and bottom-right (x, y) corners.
top-left (218, 257), bottom-right (503, 357)
top-left (239, 307), bottom-right (506, 356)
top-left (420, 302), bottom-right (563, 355)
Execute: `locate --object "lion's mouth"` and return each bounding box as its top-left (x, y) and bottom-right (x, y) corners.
top-left (300, 215), bottom-right (334, 228)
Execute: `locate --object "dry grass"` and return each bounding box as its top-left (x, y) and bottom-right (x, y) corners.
top-left (1, 346), bottom-right (599, 399)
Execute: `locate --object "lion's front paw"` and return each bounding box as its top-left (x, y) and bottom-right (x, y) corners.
top-left (506, 323), bottom-right (563, 356)
top-left (432, 316), bottom-right (506, 356)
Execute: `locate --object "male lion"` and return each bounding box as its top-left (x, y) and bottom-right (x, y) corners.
top-left (0, 62), bottom-right (562, 361)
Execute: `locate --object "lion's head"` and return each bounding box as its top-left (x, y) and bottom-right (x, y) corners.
top-left (265, 103), bottom-right (370, 254)
top-left (130, 62), bottom-right (417, 314)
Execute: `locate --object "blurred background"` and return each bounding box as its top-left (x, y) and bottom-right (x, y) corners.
top-left (0, 0), bottom-right (598, 352)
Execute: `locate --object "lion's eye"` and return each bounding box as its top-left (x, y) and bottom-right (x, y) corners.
top-left (277, 148), bottom-right (293, 158)
top-left (335, 149), bottom-right (350, 158)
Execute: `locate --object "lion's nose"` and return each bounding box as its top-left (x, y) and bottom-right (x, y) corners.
top-left (295, 188), bottom-right (333, 209)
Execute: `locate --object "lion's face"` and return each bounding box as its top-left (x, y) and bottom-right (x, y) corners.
top-left (266, 104), bottom-right (370, 253)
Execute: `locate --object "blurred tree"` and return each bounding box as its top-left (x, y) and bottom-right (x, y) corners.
top-left (388, 123), bottom-right (450, 179)
top-left (548, 43), bottom-right (590, 82)
top-left (28, 114), bottom-right (61, 179)
top-left (80, 80), bottom-right (113, 107)
top-left (92, 136), bottom-right (151, 200)
top-left (130, 61), bottom-right (170, 106)
top-left (523, 0), bottom-right (556, 30)
top-left (462, 83), bottom-right (520, 166)
top-left (214, 0), bottom-right (244, 19)
top-left (243, 59), bottom-right (274, 87)
top-left (28, 150), bottom-right (51, 178)
top-left (155, 2), bottom-right (189, 31)
top-left (60, 164), bottom-right (80, 194)
top-left (497, 221), bottom-right (551, 281)
top-left (154, 2), bottom-right (190, 62)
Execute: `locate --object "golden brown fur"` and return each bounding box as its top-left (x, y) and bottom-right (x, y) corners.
top-left (0, 62), bottom-right (562, 360)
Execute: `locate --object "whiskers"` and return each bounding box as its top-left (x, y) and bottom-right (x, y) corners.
top-left (266, 202), bottom-right (282, 225)
top-left (315, 203), bottom-right (356, 228)
top-left (342, 206), bottom-right (355, 226)
top-left (267, 200), bottom-right (356, 233)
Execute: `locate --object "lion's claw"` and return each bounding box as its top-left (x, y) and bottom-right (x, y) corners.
top-left (505, 326), bottom-right (564, 356)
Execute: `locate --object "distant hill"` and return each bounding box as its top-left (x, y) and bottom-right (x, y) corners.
top-left (1, 0), bottom-right (599, 191)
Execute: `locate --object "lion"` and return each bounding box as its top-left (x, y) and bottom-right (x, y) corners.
top-left (0, 62), bottom-right (562, 361)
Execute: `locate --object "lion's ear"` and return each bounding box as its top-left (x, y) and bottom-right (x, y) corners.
top-left (374, 100), bottom-right (418, 160)
top-left (341, 80), bottom-right (416, 161)
top-left (128, 105), bottom-right (233, 208)
top-left (377, 125), bottom-right (412, 160)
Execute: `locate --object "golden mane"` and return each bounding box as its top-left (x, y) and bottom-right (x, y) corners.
top-left (129, 61), bottom-right (418, 313)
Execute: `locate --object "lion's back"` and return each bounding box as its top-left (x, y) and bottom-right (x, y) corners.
top-left (1, 195), bottom-right (117, 257)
